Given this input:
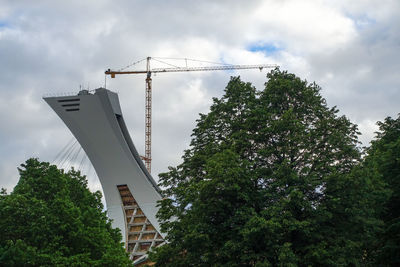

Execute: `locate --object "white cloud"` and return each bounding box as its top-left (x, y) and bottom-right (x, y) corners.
top-left (248, 0), bottom-right (357, 53)
top-left (358, 118), bottom-right (379, 147)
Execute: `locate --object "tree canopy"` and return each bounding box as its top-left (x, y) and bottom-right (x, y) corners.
top-left (364, 114), bottom-right (400, 265)
top-left (150, 69), bottom-right (387, 266)
top-left (0, 158), bottom-right (132, 266)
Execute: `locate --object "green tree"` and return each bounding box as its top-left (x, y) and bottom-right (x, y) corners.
top-left (364, 115), bottom-right (400, 266)
top-left (150, 69), bottom-right (383, 266)
top-left (0, 158), bottom-right (132, 266)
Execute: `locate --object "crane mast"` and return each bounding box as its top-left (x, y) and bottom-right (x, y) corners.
top-left (105, 57), bottom-right (278, 173)
top-left (145, 58), bottom-right (152, 173)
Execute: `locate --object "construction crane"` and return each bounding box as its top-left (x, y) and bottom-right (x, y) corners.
top-left (105, 57), bottom-right (278, 173)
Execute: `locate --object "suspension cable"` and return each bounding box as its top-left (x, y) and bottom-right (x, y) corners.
top-left (58, 140), bottom-right (79, 170)
top-left (52, 137), bottom-right (75, 164)
top-left (153, 57), bottom-right (233, 66)
top-left (151, 58), bottom-right (180, 68)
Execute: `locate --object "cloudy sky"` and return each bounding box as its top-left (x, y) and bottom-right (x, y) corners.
top-left (1, 0), bottom-right (399, 196)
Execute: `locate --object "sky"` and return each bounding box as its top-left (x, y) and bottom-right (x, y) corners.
top-left (1, 0), bottom-right (399, 197)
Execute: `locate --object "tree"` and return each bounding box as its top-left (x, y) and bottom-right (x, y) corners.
top-left (0, 158), bottom-right (132, 266)
top-left (364, 115), bottom-right (400, 266)
top-left (150, 69), bottom-right (384, 266)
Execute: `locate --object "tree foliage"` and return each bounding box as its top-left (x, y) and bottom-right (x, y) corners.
top-left (364, 115), bottom-right (400, 266)
top-left (150, 69), bottom-right (385, 266)
top-left (0, 158), bottom-right (132, 266)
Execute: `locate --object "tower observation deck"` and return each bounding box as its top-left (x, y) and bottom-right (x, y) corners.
top-left (44, 88), bottom-right (164, 264)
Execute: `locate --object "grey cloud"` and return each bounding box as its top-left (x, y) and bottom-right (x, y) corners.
top-left (0, 0), bottom-right (398, 198)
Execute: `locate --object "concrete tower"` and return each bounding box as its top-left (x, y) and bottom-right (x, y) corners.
top-left (44, 88), bottom-right (165, 264)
